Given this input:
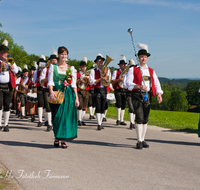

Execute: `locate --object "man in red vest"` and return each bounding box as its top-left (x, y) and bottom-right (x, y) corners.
top-left (40, 54), bottom-right (58, 131)
top-left (0, 39), bottom-right (18, 132)
top-left (112, 57), bottom-right (127, 126)
top-left (90, 54), bottom-right (110, 130)
top-left (126, 43), bottom-right (163, 149)
top-left (76, 58), bottom-right (90, 126)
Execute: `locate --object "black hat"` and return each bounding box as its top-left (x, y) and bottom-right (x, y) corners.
top-left (16, 70), bottom-right (21, 75)
top-left (94, 54), bottom-right (105, 63)
top-left (137, 49), bottom-right (151, 57)
top-left (22, 68), bottom-right (28, 73)
top-left (80, 61), bottom-right (86, 66)
top-left (48, 54), bottom-right (59, 60)
top-left (118, 60), bottom-right (127, 65)
top-left (0, 45), bottom-right (9, 53)
top-left (37, 58), bottom-right (47, 65)
top-left (30, 66), bottom-right (36, 71)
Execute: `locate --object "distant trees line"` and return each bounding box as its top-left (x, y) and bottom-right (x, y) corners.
top-left (1, 30), bottom-right (200, 112)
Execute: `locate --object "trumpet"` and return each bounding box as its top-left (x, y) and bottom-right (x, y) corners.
top-left (0, 56), bottom-right (15, 75)
top-left (100, 55), bottom-right (113, 87)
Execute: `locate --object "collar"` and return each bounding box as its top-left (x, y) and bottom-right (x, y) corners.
top-left (136, 64), bottom-right (148, 69)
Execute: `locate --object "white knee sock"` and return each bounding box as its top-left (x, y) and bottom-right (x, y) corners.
top-left (104, 109), bottom-right (108, 117)
top-left (141, 124), bottom-right (148, 141)
top-left (129, 113), bottom-right (135, 124)
top-left (0, 110), bottom-right (2, 126)
top-left (47, 112), bottom-right (52, 126)
top-left (120, 109), bottom-right (125, 122)
top-left (96, 113), bottom-right (101, 125)
top-left (135, 123), bottom-right (143, 142)
top-left (78, 110), bottom-right (82, 121)
top-left (21, 106), bottom-right (25, 116)
top-left (117, 108), bottom-right (121, 121)
top-left (89, 106), bottom-right (93, 115)
top-left (4, 111), bottom-right (10, 126)
top-left (82, 110), bottom-right (85, 122)
top-left (92, 107), bottom-right (95, 115)
top-left (38, 107), bottom-right (43, 122)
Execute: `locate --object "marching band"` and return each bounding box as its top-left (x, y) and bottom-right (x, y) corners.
top-left (0, 28), bottom-right (163, 149)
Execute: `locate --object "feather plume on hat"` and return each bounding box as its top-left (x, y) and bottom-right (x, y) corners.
top-left (97, 53), bottom-right (103, 58)
top-left (18, 66), bottom-right (22, 72)
top-left (34, 61), bottom-right (38, 69)
top-left (2, 39), bottom-right (8, 47)
top-left (83, 56), bottom-right (87, 63)
top-left (138, 43), bottom-right (149, 52)
top-left (40, 55), bottom-right (46, 60)
top-left (24, 64), bottom-right (28, 70)
top-left (121, 55), bottom-right (126, 62)
top-left (52, 46), bottom-right (58, 57)
top-left (129, 59), bottom-right (135, 65)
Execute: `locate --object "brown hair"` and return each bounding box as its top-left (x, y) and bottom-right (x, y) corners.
top-left (58, 46), bottom-right (69, 55)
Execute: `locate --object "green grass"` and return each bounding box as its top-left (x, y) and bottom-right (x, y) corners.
top-left (105, 107), bottom-right (199, 133)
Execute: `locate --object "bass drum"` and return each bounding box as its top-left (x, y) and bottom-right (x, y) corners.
top-left (107, 93), bottom-right (116, 104)
top-left (26, 92), bottom-right (38, 103)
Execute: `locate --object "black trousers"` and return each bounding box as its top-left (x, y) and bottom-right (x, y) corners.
top-left (114, 88), bottom-right (126, 110)
top-left (126, 91), bottom-right (134, 114)
top-left (131, 91), bottom-right (151, 124)
top-left (43, 88), bottom-right (51, 112)
top-left (37, 87), bottom-right (44, 108)
top-left (19, 93), bottom-right (26, 107)
top-left (88, 90), bottom-right (95, 107)
top-left (94, 87), bottom-right (107, 114)
top-left (0, 83), bottom-right (13, 111)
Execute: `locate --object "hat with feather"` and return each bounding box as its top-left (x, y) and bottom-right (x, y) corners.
top-left (118, 55), bottom-right (127, 65)
top-left (137, 43), bottom-right (151, 57)
top-left (16, 66), bottom-right (22, 75)
top-left (80, 56), bottom-right (87, 66)
top-left (94, 53), bottom-right (105, 63)
top-left (0, 39), bottom-right (9, 53)
top-left (129, 59), bottom-right (136, 65)
top-left (37, 55), bottom-right (47, 66)
top-left (22, 64), bottom-right (28, 73)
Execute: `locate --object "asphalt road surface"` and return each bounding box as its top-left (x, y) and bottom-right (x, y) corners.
top-left (0, 113), bottom-right (200, 190)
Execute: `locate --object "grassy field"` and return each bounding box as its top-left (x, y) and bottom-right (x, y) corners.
top-left (105, 107), bottom-right (199, 134)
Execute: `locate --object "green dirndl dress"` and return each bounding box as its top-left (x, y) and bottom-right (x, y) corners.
top-left (52, 64), bottom-right (78, 139)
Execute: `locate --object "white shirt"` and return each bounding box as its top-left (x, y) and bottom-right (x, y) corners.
top-left (126, 64), bottom-right (163, 95)
top-left (0, 62), bottom-right (18, 83)
top-left (16, 76), bottom-right (29, 92)
top-left (90, 67), bottom-right (111, 88)
top-left (48, 64), bottom-right (76, 88)
top-left (40, 67), bottom-right (48, 88)
top-left (33, 68), bottom-right (42, 84)
top-left (112, 68), bottom-right (122, 80)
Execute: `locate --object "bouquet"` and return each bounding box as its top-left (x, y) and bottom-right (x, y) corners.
top-left (63, 67), bottom-right (73, 90)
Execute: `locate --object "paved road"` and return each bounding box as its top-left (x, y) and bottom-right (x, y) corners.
top-left (0, 113), bottom-right (200, 190)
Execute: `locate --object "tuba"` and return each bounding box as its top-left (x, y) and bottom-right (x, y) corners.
top-left (100, 55), bottom-right (113, 87)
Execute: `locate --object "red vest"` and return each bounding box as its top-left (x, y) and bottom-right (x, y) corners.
top-left (94, 68), bottom-right (101, 88)
top-left (44, 67), bottom-right (49, 88)
top-left (132, 66), bottom-right (155, 97)
top-left (36, 69), bottom-right (41, 87)
top-left (113, 69), bottom-right (121, 89)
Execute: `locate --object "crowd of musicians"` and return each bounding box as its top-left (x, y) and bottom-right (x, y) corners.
top-left (0, 39), bottom-right (163, 149)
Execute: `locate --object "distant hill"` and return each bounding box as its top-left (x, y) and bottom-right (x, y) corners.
top-left (158, 77), bottom-right (200, 89)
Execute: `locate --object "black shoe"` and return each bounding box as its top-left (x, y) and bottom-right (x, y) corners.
top-left (136, 141), bottom-right (143, 149)
top-left (11, 110), bottom-right (15, 114)
top-left (120, 121), bottom-right (127, 125)
top-left (61, 142), bottom-right (67, 149)
top-left (54, 140), bottom-right (59, 147)
top-left (37, 122), bottom-right (43, 127)
top-left (3, 125), bottom-right (9, 132)
top-left (44, 121), bottom-right (48, 126)
top-left (142, 141), bottom-right (149, 148)
top-left (97, 125), bottom-right (101, 130)
top-left (31, 116), bottom-right (35, 122)
top-left (129, 123), bottom-right (135, 129)
top-left (91, 115), bottom-right (96, 119)
top-left (89, 115), bottom-right (93, 119)
top-left (21, 115), bottom-right (28, 119)
top-left (101, 125), bottom-right (104, 129)
top-left (17, 111), bottom-right (21, 118)
top-left (78, 120), bottom-right (82, 126)
top-left (82, 121), bottom-right (86, 125)
top-left (47, 125), bottom-right (52, 132)
top-left (116, 120), bottom-right (120, 125)
top-left (102, 117), bottom-right (107, 122)
top-left (0, 126), bottom-right (2, 130)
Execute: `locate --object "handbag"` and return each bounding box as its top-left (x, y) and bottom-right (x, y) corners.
top-left (48, 90), bottom-right (64, 104)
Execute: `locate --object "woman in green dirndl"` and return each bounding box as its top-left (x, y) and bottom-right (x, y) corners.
top-left (48, 46), bottom-right (79, 148)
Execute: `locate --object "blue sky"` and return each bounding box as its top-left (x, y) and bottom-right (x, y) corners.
top-left (0, 0), bottom-right (200, 78)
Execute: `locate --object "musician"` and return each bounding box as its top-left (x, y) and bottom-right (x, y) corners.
top-left (123, 59), bottom-right (136, 129)
top-left (26, 66), bottom-right (37, 122)
top-left (90, 54), bottom-right (111, 130)
top-left (126, 43), bottom-right (163, 149)
top-left (76, 59), bottom-right (90, 126)
top-left (19, 67), bottom-right (29, 119)
top-left (0, 39), bottom-right (18, 132)
top-left (111, 57), bottom-right (127, 125)
top-left (40, 55), bottom-right (58, 131)
top-left (33, 56), bottom-right (47, 127)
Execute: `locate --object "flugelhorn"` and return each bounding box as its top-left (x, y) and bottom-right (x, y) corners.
top-left (101, 55), bottom-right (113, 87)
